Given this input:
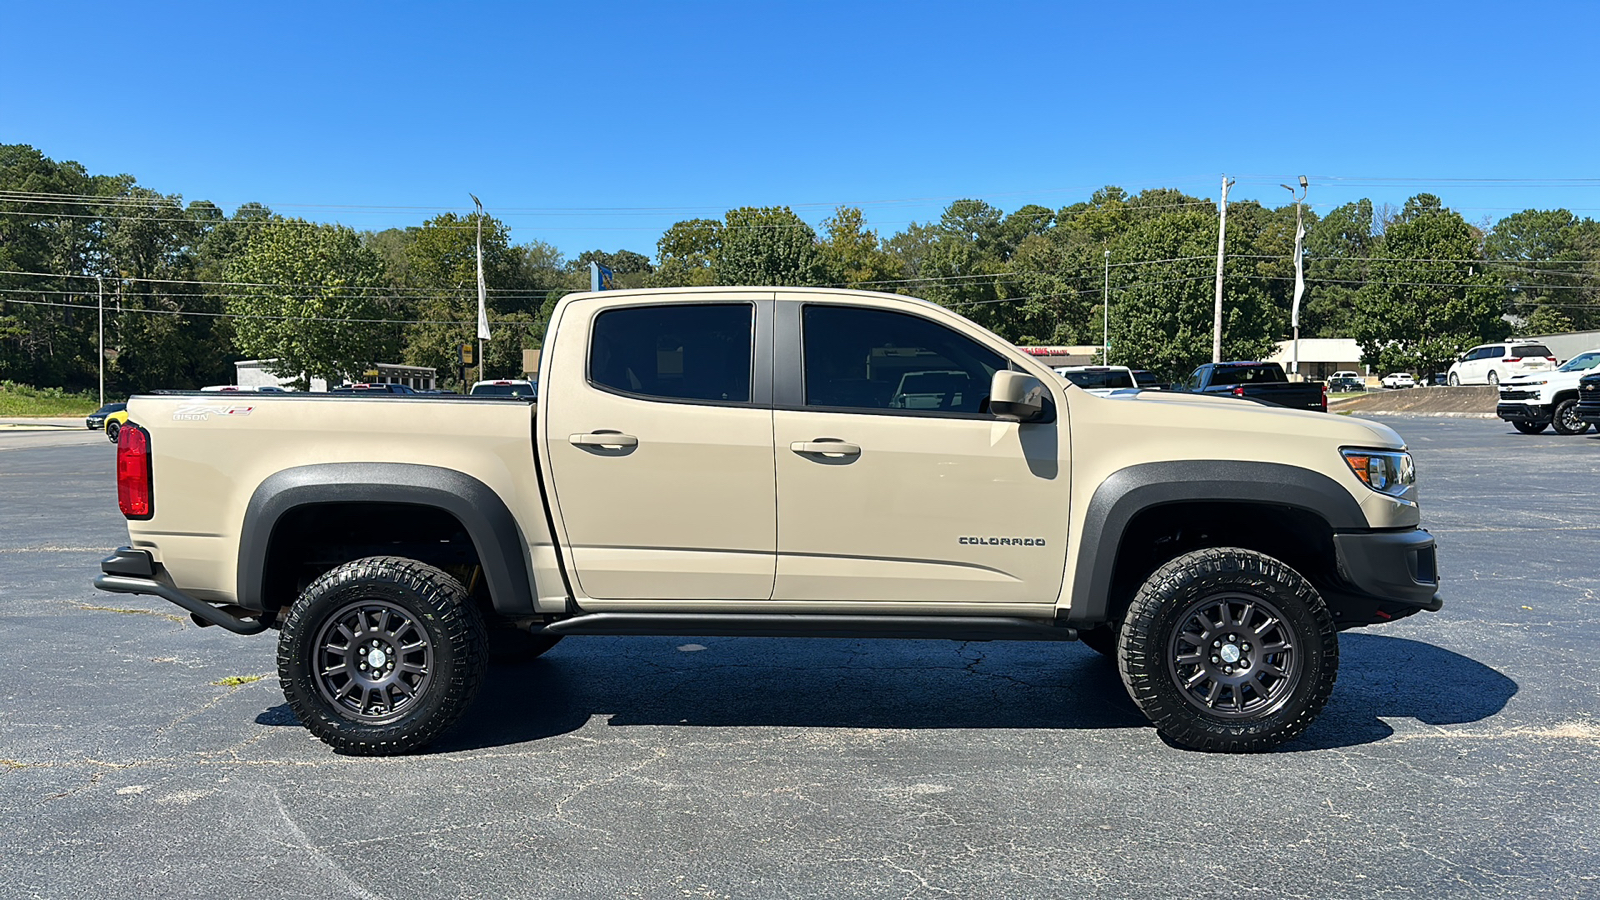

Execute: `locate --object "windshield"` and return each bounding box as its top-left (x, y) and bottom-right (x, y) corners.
top-left (1062, 370), bottom-right (1136, 389)
top-left (1558, 352), bottom-right (1600, 373)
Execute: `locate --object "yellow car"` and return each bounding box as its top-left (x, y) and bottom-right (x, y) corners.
top-left (104, 407), bottom-right (130, 442)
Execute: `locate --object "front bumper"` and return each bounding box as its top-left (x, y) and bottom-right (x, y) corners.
top-left (1330, 528), bottom-right (1443, 624)
top-left (94, 547), bottom-right (270, 635)
top-left (1497, 403), bottom-right (1551, 425)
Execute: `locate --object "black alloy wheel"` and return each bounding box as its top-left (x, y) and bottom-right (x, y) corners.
top-left (1553, 398), bottom-right (1590, 435)
top-left (279, 556), bottom-right (486, 755)
top-left (1118, 547), bottom-right (1338, 752)
top-left (105, 420), bottom-right (120, 443)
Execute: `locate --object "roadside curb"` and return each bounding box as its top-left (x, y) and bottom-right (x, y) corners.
top-left (1339, 410), bottom-right (1496, 419)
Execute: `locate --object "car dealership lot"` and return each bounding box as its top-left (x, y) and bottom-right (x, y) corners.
top-left (2, 418), bottom-right (1598, 899)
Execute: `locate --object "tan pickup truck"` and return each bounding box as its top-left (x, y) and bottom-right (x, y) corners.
top-left (95, 287), bottom-right (1441, 755)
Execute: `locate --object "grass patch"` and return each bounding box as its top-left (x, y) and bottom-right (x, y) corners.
top-left (212, 674), bottom-right (266, 687)
top-left (0, 381), bottom-right (104, 417)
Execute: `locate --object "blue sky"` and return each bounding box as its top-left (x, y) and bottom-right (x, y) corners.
top-left (5, 0), bottom-right (1599, 257)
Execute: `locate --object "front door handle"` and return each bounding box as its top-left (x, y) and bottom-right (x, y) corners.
top-left (570, 432), bottom-right (639, 449)
top-left (791, 440), bottom-right (861, 457)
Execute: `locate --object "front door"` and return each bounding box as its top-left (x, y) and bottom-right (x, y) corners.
top-left (771, 299), bottom-right (1069, 607)
top-left (541, 294), bottom-right (776, 601)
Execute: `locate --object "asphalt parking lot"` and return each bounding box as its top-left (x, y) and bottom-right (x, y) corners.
top-left (2, 416), bottom-right (1599, 899)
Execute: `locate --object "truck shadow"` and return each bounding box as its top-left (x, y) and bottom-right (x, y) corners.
top-left (255, 633), bottom-right (1515, 754)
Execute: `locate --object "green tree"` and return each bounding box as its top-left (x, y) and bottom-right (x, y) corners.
top-left (224, 218), bottom-right (395, 389)
top-left (1484, 208), bottom-right (1599, 331)
top-left (398, 212), bottom-right (528, 386)
top-left (1302, 200), bottom-right (1374, 338)
top-left (819, 206), bottom-right (899, 289)
top-left (714, 206), bottom-right (823, 286)
top-left (1350, 195), bottom-right (1507, 377)
top-left (650, 218), bottom-right (721, 287)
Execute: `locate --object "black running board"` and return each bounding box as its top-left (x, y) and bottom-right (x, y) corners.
top-left (537, 612), bottom-right (1078, 642)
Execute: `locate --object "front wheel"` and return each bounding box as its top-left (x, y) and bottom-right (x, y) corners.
top-left (1118, 548), bottom-right (1338, 752)
top-left (1553, 398), bottom-right (1590, 435)
top-left (278, 556), bottom-right (487, 755)
top-left (105, 420), bottom-right (120, 443)
top-left (1513, 420), bottom-right (1548, 435)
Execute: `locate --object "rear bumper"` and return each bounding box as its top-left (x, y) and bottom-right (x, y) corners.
top-left (1497, 403), bottom-right (1551, 424)
top-left (94, 547), bottom-right (270, 635)
top-left (1332, 529), bottom-right (1442, 613)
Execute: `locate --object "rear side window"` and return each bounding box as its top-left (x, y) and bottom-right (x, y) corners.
top-left (589, 304), bottom-right (753, 403)
top-left (1063, 370), bottom-right (1136, 389)
top-left (1207, 365), bottom-right (1286, 386)
top-left (802, 305), bottom-right (1007, 414)
top-left (1511, 344), bottom-right (1552, 358)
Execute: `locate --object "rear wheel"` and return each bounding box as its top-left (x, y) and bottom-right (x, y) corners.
top-left (1448, 372), bottom-right (1459, 386)
top-left (105, 420), bottom-right (120, 443)
top-left (1118, 547), bottom-right (1338, 752)
top-left (1553, 398), bottom-right (1590, 435)
top-left (1513, 421), bottom-right (1547, 435)
top-left (1487, 371), bottom-right (1499, 385)
top-left (278, 556), bottom-right (487, 755)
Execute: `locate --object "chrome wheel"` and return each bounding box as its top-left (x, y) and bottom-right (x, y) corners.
top-left (312, 599), bottom-right (434, 723)
top-left (1166, 592), bottom-right (1301, 719)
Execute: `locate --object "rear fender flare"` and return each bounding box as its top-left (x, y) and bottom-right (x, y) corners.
top-left (237, 463), bottom-right (533, 616)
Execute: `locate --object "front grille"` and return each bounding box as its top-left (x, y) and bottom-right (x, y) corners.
top-left (1499, 389), bottom-right (1539, 400)
top-left (1579, 379), bottom-right (1600, 418)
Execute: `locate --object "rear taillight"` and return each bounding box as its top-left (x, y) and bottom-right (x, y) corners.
top-left (117, 424), bottom-right (153, 520)
top-left (1232, 386), bottom-right (1245, 397)
top-left (1504, 357), bottom-right (1521, 363)
top-left (1321, 383), bottom-right (1328, 412)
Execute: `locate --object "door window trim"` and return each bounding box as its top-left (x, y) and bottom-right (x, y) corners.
top-left (584, 300), bottom-right (773, 408)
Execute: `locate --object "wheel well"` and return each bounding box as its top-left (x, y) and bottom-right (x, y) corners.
top-left (1104, 501), bottom-right (1338, 627)
top-left (260, 502), bottom-right (489, 617)
top-left (1553, 389), bottom-right (1578, 404)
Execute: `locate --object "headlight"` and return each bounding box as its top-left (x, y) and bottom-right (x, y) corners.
top-left (1341, 449), bottom-right (1415, 497)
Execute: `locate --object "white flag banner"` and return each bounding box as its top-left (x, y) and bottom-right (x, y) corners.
top-left (474, 201), bottom-right (491, 342)
top-left (1290, 217), bottom-right (1306, 330)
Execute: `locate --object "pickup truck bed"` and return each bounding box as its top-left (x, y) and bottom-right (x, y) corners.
top-left (1184, 362), bottom-right (1326, 412)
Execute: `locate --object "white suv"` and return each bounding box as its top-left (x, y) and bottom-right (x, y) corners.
top-left (1446, 341), bottom-right (1556, 386)
top-left (1496, 349), bottom-right (1600, 435)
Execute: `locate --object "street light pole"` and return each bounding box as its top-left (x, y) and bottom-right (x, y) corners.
top-left (96, 275), bottom-right (104, 407)
top-left (1212, 175), bottom-right (1235, 363)
top-left (1280, 176), bottom-right (1309, 377)
top-left (1102, 249), bottom-right (1110, 365)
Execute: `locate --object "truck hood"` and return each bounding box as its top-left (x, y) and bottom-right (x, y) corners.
top-left (1096, 388), bottom-right (1406, 449)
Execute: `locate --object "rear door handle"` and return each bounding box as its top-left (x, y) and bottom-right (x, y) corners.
top-left (790, 440), bottom-right (860, 457)
top-left (570, 432), bottom-right (638, 449)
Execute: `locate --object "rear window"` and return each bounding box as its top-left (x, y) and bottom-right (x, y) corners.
top-left (590, 303), bottom-right (753, 403)
top-left (1510, 345), bottom-right (1552, 359)
top-left (1207, 365), bottom-right (1286, 386)
top-left (471, 383), bottom-right (535, 397)
top-left (1063, 370), bottom-right (1136, 389)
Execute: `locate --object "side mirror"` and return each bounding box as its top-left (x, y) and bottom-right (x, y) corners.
top-left (990, 370), bottom-right (1047, 422)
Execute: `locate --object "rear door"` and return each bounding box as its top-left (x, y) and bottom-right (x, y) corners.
top-left (541, 293), bottom-right (776, 601)
top-left (770, 297), bottom-right (1070, 607)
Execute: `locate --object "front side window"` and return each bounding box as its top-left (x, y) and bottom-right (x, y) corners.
top-left (590, 304), bottom-right (752, 403)
top-left (801, 305), bottom-right (1007, 414)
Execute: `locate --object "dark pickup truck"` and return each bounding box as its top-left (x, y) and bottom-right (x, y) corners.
top-left (1183, 362), bottom-right (1327, 412)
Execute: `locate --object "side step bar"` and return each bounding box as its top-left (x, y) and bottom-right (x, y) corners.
top-left (538, 612), bottom-right (1078, 642)
top-left (95, 547), bottom-right (270, 635)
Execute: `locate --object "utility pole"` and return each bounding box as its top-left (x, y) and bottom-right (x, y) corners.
top-left (96, 276), bottom-right (105, 407)
top-left (1281, 176), bottom-right (1309, 377)
top-left (1212, 175), bottom-right (1235, 363)
top-left (1102, 249), bottom-right (1110, 365)
top-left (470, 194), bottom-right (489, 385)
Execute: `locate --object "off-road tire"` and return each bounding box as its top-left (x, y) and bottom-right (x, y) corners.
top-left (1513, 421), bottom-right (1548, 435)
top-left (278, 556), bottom-right (487, 755)
top-left (1553, 398), bottom-right (1590, 435)
top-left (1117, 547), bottom-right (1338, 753)
top-left (487, 627), bottom-right (563, 664)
